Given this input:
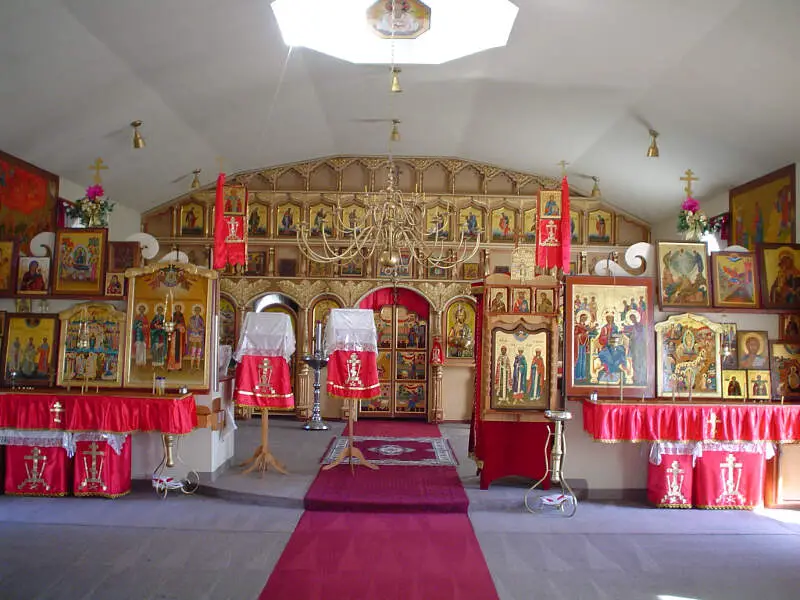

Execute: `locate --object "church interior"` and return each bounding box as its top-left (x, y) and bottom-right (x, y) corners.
top-left (2, 1), bottom-right (800, 599)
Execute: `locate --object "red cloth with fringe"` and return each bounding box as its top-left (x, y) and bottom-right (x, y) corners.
top-left (234, 355), bottom-right (294, 408)
top-left (73, 438), bottom-right (132, 499)
top-left (326, 350), bottom-right (380, 401)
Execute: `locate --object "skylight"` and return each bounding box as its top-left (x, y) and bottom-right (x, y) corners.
top-left (271, 0), bottom-right (519, 64)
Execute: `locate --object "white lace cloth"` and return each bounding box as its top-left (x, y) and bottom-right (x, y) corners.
top-left (234, 312), bottom-right (295, 361)
top-left (324, 308), bottom-right (378, 356)
top-left (0, 429), bottom-right (128, 457)
top-left (650, 440), bottom-right (776, 466)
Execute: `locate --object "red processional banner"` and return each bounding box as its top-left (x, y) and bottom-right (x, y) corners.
top-left (234, 355), bottom-right (295, 409)
top-left (213, 173), bottom-right (247, 269)
top-left (327, 350), bottom-right (381, 401)
top-left (535, 175), bottom-right (570, 271)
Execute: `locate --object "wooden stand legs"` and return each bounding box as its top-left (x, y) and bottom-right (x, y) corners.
top-left (322, 398), bottom-right (378, 472)
top-left (240, 408), bottom-right (289, 476)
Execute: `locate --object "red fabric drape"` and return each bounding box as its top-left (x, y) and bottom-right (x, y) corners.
top-left (647, 454), bottom-right (694, 508)
top-left (0, 393), bottom-right (197, 435)
top-left (359, 287), bottom-right (430, 319)
top-left (560, 175), bottom-right (571, 272)
top-left (213, 172), bottom-right (227, 269)
top-left (327, 350), bottom-right (381, 401)
top-left (694, 449), bottom-right (766, 509)
top-left (468, 291), bottom-right (484, 456)
top-left (582, 401), bottom-right (800, 442)
top-left (234, 355), bottom-right (294, 408)
top-left (73, 438), bottom-right (132, 498)
top-left (5, 445), bottom-right (70, 496)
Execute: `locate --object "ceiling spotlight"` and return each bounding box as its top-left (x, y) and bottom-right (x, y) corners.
top-left (390, 119), bottom-right (401, 142)
top-left (590, 176), bottom-right (602, 198)
top-left (131, 120), bottom-right (145, 149)
top-left (646, 129), bottom-right (659, 158)
top-left (390, 67), bottom-right (402, 93)
top-left (191, 169), bottom-right (202, 189)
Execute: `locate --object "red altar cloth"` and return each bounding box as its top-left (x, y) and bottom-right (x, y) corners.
top-left (694, 443), bottom-right (768, 510)
top-left (582, 401), bottom-right (800, 443)
top-left (647, 443), bottom-right (695, 508)
top-left (234, 355), bottom-right (294, 408)
top-left (73, 438), bottom-right (132, 499)
top-left (327, 350), bottom-right (380, 401)
top-left (0, 391), bottom-right (197, 434)
top-left (5, 445), bottom-right (70, 497)
top-left (474, 421), bottom-right (552, 490)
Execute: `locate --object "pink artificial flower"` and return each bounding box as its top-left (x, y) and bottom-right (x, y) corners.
top-left (681, 197), bottom-right (699, 212)
top-left (86, 184), bottom-right (104, 200)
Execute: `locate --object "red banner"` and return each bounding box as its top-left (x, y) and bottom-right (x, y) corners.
top-left (213, 174), bottom-right (247, 269)
top-left (582, 400), bottom-right (800, 443)
top-left (560, 175), bottom-right (571, 272)
top-left (234, 355), bottom-right (295, 408)
top-left (327, 350), bottom-right (381, 401)
top-left (535, 189), bottom-right (563, 270)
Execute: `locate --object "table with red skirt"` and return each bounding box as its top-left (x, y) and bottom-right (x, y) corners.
top-left (0, 391), bottom-right (197, 498)
top-left (582, 400), bottom-right (800, 509)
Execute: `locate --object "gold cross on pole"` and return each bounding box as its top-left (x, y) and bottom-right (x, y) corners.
top-left (706, 411), bottom-right (718, 439)
top-left (88, 158), bottom-right (108, 185)
top-left (216, 156), bottom-right (226, 175)
top-left (680, 169), bottom-right (698, 197)
top-left (557, 160), bottom-right (569, 176)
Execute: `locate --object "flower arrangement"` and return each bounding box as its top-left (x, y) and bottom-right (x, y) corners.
top-left (676, 197), bottom-right (712, 241)
top-left (66, 184), bottom-right (114, 227)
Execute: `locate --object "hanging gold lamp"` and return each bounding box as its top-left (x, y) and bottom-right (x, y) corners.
top-left (590, 176), bottom-right (602, 197)
top-left (191, 169), bottom-right (202, 189)
top-left (131, 120), bottom-right (145, 149)
top-left (646, 129), bottom-right (659, 158)
top-left (391, 67), bottom-right (402, 93)
top-left (390, 119), bottom-right (401, 142)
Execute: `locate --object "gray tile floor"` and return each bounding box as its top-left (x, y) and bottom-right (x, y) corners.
top-left (1, 417), bottom-right (800, 599)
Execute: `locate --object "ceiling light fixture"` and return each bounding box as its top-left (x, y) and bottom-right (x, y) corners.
top-left (191, 169), bottom-right (202, 189)
top-left (131, 120), bottom-right (145, 149)
top-left (646, 129), bottom-right (659, 158)
top-left (391, 67), bottom-right (402, 93)
top-left (390, 119), bottom-right (401, 142)
top-left (590, 176), bottom-right (602, 198)
top-left (271, 0), bottom-right (519, 64)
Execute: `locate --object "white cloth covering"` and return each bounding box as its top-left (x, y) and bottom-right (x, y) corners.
top-left (234, 312), bottom-right (296, 361)
top-left (650, 440), bottom-right (776, 466)
top-left (0, 429), bottom-right (128, 457)
top-left (324, 308), bottom-right (378, 356)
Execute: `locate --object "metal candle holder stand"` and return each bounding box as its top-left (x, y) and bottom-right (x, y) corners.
top-left (302, 321), bottom-right (329, 431)
top-left (524, 410), bottom-right (577, 518)
top-left (151, 433), bottom-right (199, 499)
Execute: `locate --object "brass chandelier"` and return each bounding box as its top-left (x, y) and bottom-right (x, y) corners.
top-left (296, 0), bottom-right (481, 273)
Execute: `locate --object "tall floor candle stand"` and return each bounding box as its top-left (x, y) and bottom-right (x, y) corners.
top-left (303, 321), bottom-right (329, 431)
top-left (524, 410), bottom-right (577, 517)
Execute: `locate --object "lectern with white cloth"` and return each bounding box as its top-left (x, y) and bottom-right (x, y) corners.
top-left (323, 309), bottom-right (380, 471)
top-left (233, 312), bottom-right (295, 475)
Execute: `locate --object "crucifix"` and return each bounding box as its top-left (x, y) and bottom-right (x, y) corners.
top-left (50, 401), bottom-right (64, 424)
top-left (557, 160), bottom-right (569, 176)
top-left (706, 411), bottom-right (718, 439)
top-left (216, 156), bottom-right (226, 175)
top-left (79, 442), bottom-right (107, 491)
top-left (19, 447), bottom-right (49, 491)
top-left (88, 158), bottom-right (108, 185)
top-left (680, 169), bottom-right (698, 197)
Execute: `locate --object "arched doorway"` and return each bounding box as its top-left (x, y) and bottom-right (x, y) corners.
top-left (359, 287), bottom-right (430, 419)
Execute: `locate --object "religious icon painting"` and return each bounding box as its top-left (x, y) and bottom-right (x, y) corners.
top-left (711, 251), bottom-right (759, 309)
top-left (654, 313), bottom-right (724, 399)
top-left (490, 206), bottom-right (516, 243)
top-left (720, 323), bottom-right (739, 370)
top-left (569, 209), bottom-right (581, 244)
top-left (56, 302), bottom-right (126, 388)
top-left (341, 204), bottom-right (367, 237)
top-left (737, 330), bottom-right (770, 370)
top-left (396, 351), bottom-right (426, 381)
top-left (780, 314), bottom-right (800, 341)
top-left (522, 207), bottom-right (537, 243)
top-left (179, 201), bottom-right (205, 236)
top-left (276, 258), bottom-right (297, 277)
top-left (533, 288), bottom-right (556, 314)
top-left (362, 383), bottom-right (391, 413)
top-left (107, 241), bottom-right (141, 272)
top-left (539, 191), bottom-right (561, 219)
top-left (587, 209), bottom-right (613, 244)
top-left (247, 202), bottom-right (269, 237)
top-left (759, 244), bottom-right (800, 310)
top-left (375, 307), bottom-right (393, 349)
top-left (104, 273), bottom-right (124, 297)
top-left (124, 262), bottom-right (218, 391)
top-left (395, 382), bottom-right (426, 413)
top-left (445, 300), bottom-right (475, 359)
top-left (339, 255), bottom-right (363, 277)
top-left (487, 287), bottom-right (508, 313)
top-left (729, 163), bottom-right (795, 249)
top-left (396, 307), bottom-right (426, 349)
top-left (245, 251), bottom-right (266, 276)
top-left (769, 341), bottom-right (800, 401)
top-left (0, 313), bottom-right (59, 388)
top-left (510, 288), bottom-right (531, 314)
top-left (16, 255), bottom-right (51, 296)
top-left (53, 228), bottom-right (107, 296)
top-left (426, 264), bottom-right (448, 280)
top-left (747, 370), bottom-right (771, 401)
top-left (308, 203), bottom-right (334, 238)
top-left (656, 241), bottom-right (711, 310)
top-left (459, 206), bottom-right (483, 241)
top-left (722, 370), bottom-right (747, 400)
top-left (425, 205), bottom-right (451, 240)
top-left (218, 294), bottom-right (237, 348)
top-left (490, 325), bottom-right (550, 411)
top-left (565, 276), bottom-right (655, 399)
top-left (308, 260), bottom-right (333, 278)
top-left (276, 203), bottom-right (299, 236)
top-left (0, 240), bottom-right (17, 295)
top-left (310, 296), bottom-right (341, 338)
top-left (223, 185), bottom-right (247, 216)
top-left (376, 351), bottom-right (392, 381)
top-left (461, 262), bottom-right (480, 280)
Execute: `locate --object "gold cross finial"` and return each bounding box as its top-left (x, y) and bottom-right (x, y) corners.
top-left (89, 158), bottom-right (108, 185)
top-left (216, 156), bottom-right (226, 174)
top-left (557, 160), bottom-right (569, 176)
top-left (680, 169), bottom-right (698, 197)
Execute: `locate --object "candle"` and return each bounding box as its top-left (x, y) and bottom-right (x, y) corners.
top-left (315, 320), bottom-right (323, 354)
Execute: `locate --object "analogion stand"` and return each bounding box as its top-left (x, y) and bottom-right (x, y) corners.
top-left (322, 309), bottom-right (381, 472)
top-left (524, 410), bottom-right (577, 517)
top-left (233, 313), bottom-right (296, 476)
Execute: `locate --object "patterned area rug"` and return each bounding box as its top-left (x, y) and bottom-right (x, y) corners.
top-left (320, 435), bottom-right (458, 467)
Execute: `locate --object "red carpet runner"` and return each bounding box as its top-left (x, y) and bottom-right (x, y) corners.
top-left (260, 422), bottom-right (498, 600)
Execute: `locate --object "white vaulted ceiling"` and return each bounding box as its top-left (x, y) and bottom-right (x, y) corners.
top-left (2, 0), bottom-right (800, 223)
